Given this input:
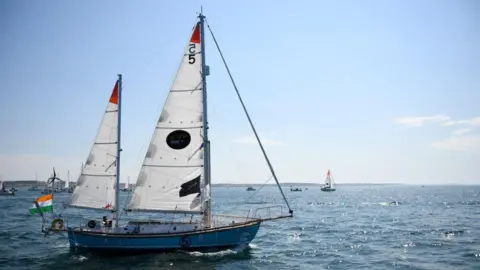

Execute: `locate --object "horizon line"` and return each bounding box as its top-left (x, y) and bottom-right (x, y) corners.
top-left (2, 180), bottom-right (479, 186)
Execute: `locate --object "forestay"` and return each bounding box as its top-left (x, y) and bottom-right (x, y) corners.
top-left (127, 23), bottom-right (208, 213)
top-left (70, 81), bottom-right (119, 210)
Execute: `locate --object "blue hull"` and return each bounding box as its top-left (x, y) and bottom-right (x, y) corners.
top-left (321, 187), bottom-right (336, 192)
top-left (67, 221), bottom-right (261, 252)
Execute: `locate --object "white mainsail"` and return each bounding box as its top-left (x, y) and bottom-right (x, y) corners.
top-left (70, 81), bottom-right (119, 210)
top-left (325, 170), bottom-right (333, 188)
top-left (127, 23), bottom-right (207, 213)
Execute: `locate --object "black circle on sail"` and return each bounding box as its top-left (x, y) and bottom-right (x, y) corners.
top-left (166, 130), bottom-right (191, 150)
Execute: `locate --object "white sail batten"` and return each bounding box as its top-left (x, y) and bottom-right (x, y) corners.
top-left (127, 23), bottom-right (207, 213)
top-left (70, 81), bottom-right (119, 211)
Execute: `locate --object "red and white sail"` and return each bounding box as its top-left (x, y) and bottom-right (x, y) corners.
top-left (127, 22), bottom-right (208, 213)
top-left (70, 81), bottom-right (119, 210)
top-left (325, 170), bottom-right (334, 188)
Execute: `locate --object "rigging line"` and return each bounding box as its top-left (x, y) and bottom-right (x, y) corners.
top-left (205, 19), bottom-right (293, 215)
top-left (245, 175), bottom-right (273, 203)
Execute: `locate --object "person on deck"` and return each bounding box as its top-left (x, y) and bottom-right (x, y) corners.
top-left (102, 216), bottom-right (112, 227)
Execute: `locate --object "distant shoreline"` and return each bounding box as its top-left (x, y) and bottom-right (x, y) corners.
top-left (1, 180), bottom-right (477, 187)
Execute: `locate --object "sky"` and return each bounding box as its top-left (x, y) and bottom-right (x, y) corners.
top-left (0, 0), bottom-right (479, 185)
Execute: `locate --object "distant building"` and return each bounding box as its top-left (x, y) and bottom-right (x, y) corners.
top-left (2, 181), bottom-right (47, 187)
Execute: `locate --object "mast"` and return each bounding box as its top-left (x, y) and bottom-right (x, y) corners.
top-left (114, 74), bottom-right (123, 227)
top-left (199, 10), bottom-right (211, 227)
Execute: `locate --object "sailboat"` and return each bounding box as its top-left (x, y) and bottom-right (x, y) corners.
top-left (320, 169), bottom-right (336, 192)
top-left (63, 11), bottom-right (293, 252)
top-left (28, 173), bottom-right (40, 191)
top-left (121, 176), bottom-right (131, 192)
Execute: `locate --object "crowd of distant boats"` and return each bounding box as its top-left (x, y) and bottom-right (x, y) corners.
top-left (4, 169), bottom-right (335, 197)
top-left (246, 170), bottom-right (337, 193)
top-left (0, 172), bottom-right (134, 196)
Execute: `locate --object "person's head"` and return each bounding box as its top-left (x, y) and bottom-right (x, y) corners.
top-left (103, 216), bottom-right (107, 221)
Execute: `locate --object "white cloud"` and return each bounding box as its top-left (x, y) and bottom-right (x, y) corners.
top-left (233, 135), bottom-right (283, 146)
top-left (395, 114), bottom-right (450, 127)
top-left (431, 136), bottom-right (480, 152)
top-left (451, 128), bottom-right (472, 136)
top-left (440, 120), bottom-right (456, 127)
top-left (458, 117), bottom-right (480, 127)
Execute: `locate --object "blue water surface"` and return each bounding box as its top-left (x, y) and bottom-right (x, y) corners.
top-left (0, 184), bottom-right (478, 270)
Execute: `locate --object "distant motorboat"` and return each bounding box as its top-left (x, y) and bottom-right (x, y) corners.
top-left (246, 187), bottom-right (256, 191)
top-left (0, 189), bottom-right (14, 196)
top-left (0, 181), bottom-right (14, 196)
top-left (40, 188), bottom-right (52, 194)
top-left (320, 170), bottom-right (336, 192)
top-left (290, 187), bottom-right (302, 192)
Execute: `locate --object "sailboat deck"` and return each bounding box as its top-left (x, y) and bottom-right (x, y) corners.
top-left (66, 205), bottom-right (289, 236)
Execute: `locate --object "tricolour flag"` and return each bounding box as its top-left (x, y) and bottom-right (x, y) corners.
top-left (29, 193), bottom-right (53, 214)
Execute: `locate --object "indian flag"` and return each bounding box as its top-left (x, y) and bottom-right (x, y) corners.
top-left (29, 193), bottom-right (53, 214)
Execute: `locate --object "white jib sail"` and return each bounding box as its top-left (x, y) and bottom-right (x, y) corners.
top-left (70, 81), bottom-right (119, 210)
top-left (127, 22), bottom-right (207, 213)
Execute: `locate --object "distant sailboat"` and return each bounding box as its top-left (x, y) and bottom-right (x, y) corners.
top-left (29, 173), bottom-right (40, 191)
top-left (320, 170), bottom-right (336, 192)
top-left (65, 170), bottom-right (71, 192)
top-left (68, 163), bottom-right (81, 193)
top-left (42, 11), bottom-right (293, 253)
top-left (122, 176), bottom-right (132, 192)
